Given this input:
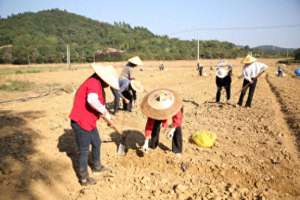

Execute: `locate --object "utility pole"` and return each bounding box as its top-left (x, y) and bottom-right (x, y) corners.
top-left (197, 34), bottom-right (200, 62)
top-left (67, 44), bottom-right (71, 69)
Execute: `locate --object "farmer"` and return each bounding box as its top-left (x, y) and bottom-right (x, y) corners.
top-left (111, 56), bottom-right (143, 113)
top-left (120, 56), bottom-right (143, 80)
top-left (159, 63), bottom-right (165, 71)
top-left (122, 80), bottom-right (143, 112)
top-left (111, 79), bottom-right (144, 114)
top-left (69, 64), bottom-right (119, 186)
top-left (237, 55), bottom-right (268, 107)
top-left (276, 64), bottom-right (285, 77)
top-left (197, 62), bottom-right (204, 76)
top-left (215, 60), bottom-right (232, 103)
top-left (141, 89), bottom-right (183, 156)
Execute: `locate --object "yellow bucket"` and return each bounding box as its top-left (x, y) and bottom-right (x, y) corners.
top-left (192, 131), bottom-right (217, 148)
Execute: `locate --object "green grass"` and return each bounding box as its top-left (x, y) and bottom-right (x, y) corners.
top-left (0, 80), bottom-right (36, 92)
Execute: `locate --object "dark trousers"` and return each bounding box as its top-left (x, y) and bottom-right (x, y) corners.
top-left (122, 90), bottom-right (134, 112)
top-left (216, 76), bottom-right (231, 102)
top-left (71, 121), bottom-right (101, 179)
top-left (238, 79), bottom-right (257, 107)
top-left (149, 120), bottom-right (183, 153)
top-left (198, 67), bottom-right (203, 76)
top-left (111, 88), bottom-right (120, 114)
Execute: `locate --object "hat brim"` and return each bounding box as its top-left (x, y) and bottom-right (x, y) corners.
top-left (128, 56), bottom-right (143, 66)
top-left (131, 80), bottom-right (144, 93)
top-left (141, 88), bottom-right (182, 120)
top-left (242, 56), bottom-right (256, 64)
top-left (91, 64), bottom-right (120, 90)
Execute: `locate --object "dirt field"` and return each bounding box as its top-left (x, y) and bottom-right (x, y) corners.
top-left (0, 59), bottom-right (299, 200)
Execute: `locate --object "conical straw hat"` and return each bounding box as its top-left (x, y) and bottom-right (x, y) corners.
top-left (141, 88), bottom-right (182, 120)
top-left (130, 80), bottom-right (144, 92)
top-left (242, 55), bottom-right (256, 64)
top-left (91, 63), bottom-right (120, 90)
top-left (128, 56), bottom-right (143, 66)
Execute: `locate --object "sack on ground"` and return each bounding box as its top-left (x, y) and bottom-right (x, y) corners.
top-left (192, 131), bottom-right (217, 148)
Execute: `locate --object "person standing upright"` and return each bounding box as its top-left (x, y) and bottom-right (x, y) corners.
top-left (237, 55), bottom-right (268, 108)
top-left (197, 62), bottom-right (204, 76)
top-left (69, 64), bottom-right (119, 186)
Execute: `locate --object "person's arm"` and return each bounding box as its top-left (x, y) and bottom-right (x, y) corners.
top-left (87, 93), bottom-right (111, 120)
top-left (167, 110), bottom-right (183, 139)
top-left (117, 80), bottom-right (130, 103)
top-left (258, 63), bottom-right (268, 73)
top-left (142, 118), bottom-right (155, 151)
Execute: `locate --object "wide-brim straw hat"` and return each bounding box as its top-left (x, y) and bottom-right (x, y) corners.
top-left (131, 80), bottom-right (144, 92)
top-left (128, 56), bottom-right (143, 66)
top-left (242, 55), bottom-right (256, 64)
top-left (141, 88), bottom-right (182, 120)
top-left (91, 63), bottom-right (120, 90)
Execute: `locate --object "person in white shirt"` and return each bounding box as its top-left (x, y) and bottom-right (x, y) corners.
top-left (237, 55), bottom-right (268, 107)
top-left (215, 60), bottom-right (232, 103)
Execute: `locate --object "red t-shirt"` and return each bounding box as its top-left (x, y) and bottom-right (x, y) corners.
top-left (144, 110), bottom-right (183, 139)
top-left (69, 76), bottom-right (105, 131)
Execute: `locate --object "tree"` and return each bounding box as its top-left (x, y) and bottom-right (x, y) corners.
top-left (294, 48), bottom-right (300, 60)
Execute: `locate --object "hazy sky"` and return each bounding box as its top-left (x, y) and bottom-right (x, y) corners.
top-left (0, 0), bottom-right (300, 48)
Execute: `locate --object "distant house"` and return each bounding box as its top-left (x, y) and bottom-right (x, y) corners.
top-left (95, 48), bottom-right (125, 61)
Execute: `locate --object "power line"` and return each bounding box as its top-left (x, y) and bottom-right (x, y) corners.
top-left (168, 24), bottom-right (300, 36)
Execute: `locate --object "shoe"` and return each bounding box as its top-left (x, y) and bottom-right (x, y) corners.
top-left (174, 153), bottom-right (182, 158)
top-left (235, 104), bottom-right (241, 108)
top-left (80, 177), bottom-right (97, 186)
top-left (92, 165), bottom-right (111, 174)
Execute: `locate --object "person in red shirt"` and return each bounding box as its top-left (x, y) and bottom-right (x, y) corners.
top-left (69, 64), bottom-right (119, 186)
top-left (140, 89), bottom-right (183, 155)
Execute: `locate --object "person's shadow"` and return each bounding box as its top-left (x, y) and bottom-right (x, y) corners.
top-left (109, 129), bottom-right (145, 157)
top-left (57, 129), bottom-right (80, 179)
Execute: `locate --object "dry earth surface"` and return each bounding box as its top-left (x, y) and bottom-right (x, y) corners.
top-left (0, 59), bottom-right (299, 200)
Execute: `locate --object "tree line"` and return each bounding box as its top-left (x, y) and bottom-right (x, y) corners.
top-left (0, 9), bottom-right (295, 64)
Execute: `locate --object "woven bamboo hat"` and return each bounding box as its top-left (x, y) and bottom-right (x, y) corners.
top-left (141, 88), bottom-right (182, 120)
top-left (242, 55), bottom-right (256, 64)
top-left (91, 63), bottom-right (120, 90)
top-left (128, 56), bottom-right (143, 66)
top-left (130, 80), bottom-right (144, 92)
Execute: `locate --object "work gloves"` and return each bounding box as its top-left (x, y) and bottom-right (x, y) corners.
top-left (167, 128), bottom-right (176, 140)
top-left (142, 139), bottom-right (149, 152)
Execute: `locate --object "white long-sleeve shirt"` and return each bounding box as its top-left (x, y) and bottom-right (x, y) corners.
top-left (216, 65), bottom-right (232, 78)
top-left (243, 62), bottom-right (268, 82)
top-left (87, 93), bottom-right (107, 114)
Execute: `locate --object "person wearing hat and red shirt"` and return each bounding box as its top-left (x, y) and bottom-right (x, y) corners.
top-left (69, 64), bottom-right (119, 186)
top-left (237, 55), bottom-right (268, 107)
top-left (140, 89), bottom-right (183, 155)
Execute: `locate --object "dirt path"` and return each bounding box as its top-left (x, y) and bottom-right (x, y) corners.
top-left (0, 60), bottom-right (299, 200)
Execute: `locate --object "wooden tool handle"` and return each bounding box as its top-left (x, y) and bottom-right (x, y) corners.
top-left (103, 117), bottom-right (122, 135)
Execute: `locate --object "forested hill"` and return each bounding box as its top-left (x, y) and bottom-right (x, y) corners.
top-left (0, 9), bottom-right (281, 64)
